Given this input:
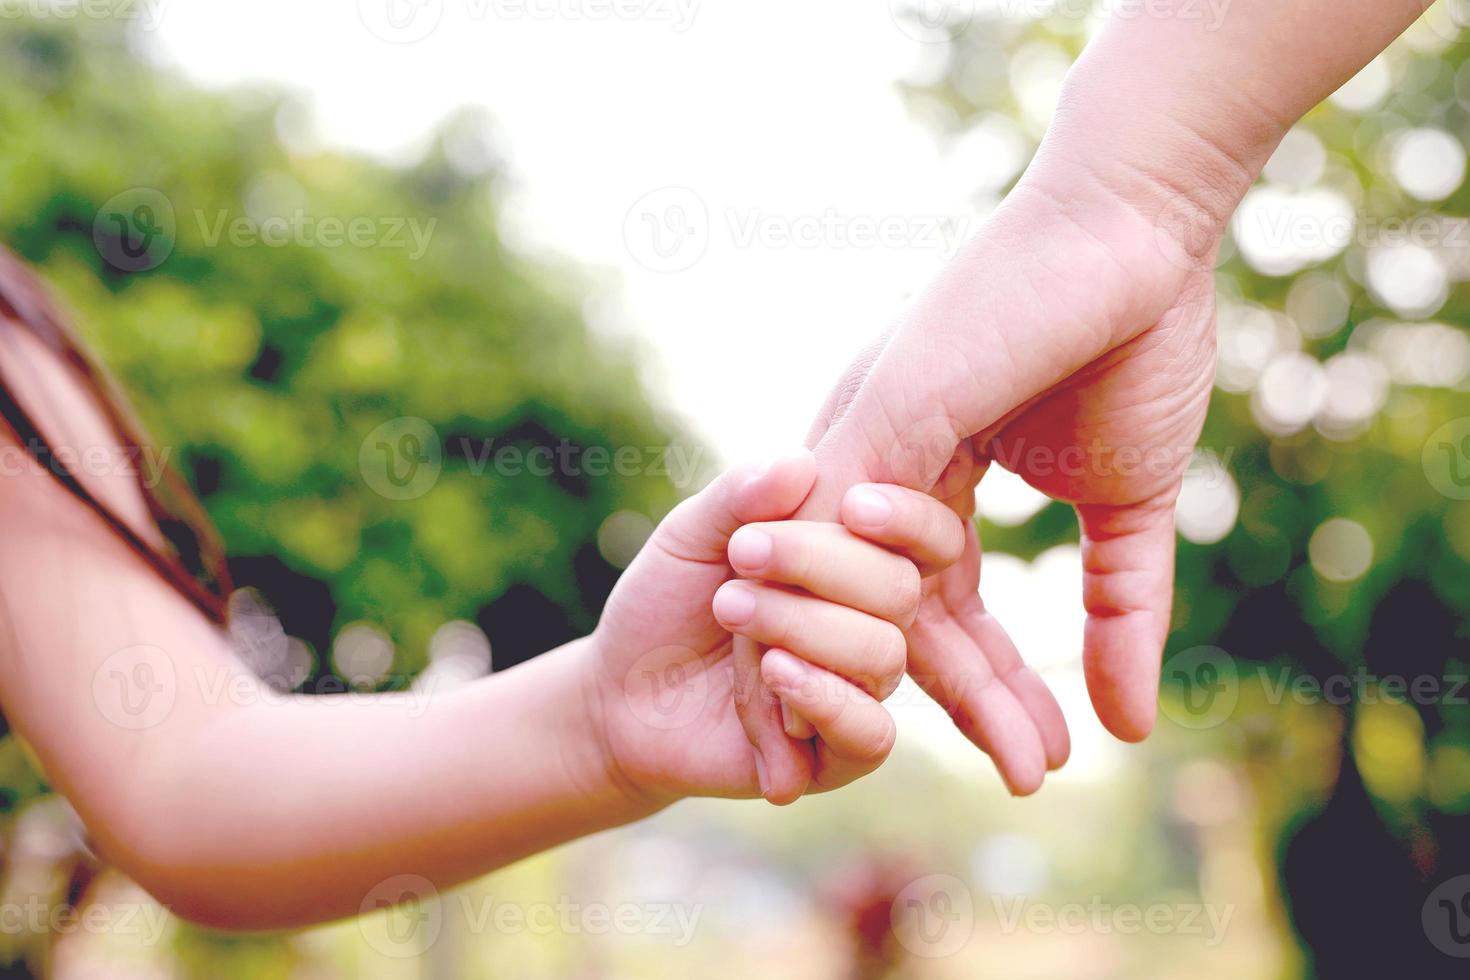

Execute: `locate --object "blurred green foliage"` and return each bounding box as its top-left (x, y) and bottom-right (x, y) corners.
top-left (0, 12), bottom-right (694, 975)
top-left (0, 3), bottom-right (1467, 977)
top-left (0, 15), bottom-right (685, 675)
top-left (901, 4), bottom-right (1470, 972)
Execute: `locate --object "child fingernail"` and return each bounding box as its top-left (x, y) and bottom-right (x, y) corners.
top-left (754, 752), bottom-right (771, 798)
top-left (847, 486), bottom-right (893, 526)
top-left (762, 648), bottom-right (803, 690)
top-left (728, 528), bottom-right (772, 570)
top-left (748, 448), bottom-right (811, 484)
top-left (713, 583), bottom-right (757, 626)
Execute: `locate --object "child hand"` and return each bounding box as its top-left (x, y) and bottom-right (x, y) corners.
top-left (715, 481), bottom-right (969, 790)
top-left (587, 450), bottom-right (963, 809)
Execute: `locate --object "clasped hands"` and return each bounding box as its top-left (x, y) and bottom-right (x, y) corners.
top-left (587, 150), bottom-right (1229, 812)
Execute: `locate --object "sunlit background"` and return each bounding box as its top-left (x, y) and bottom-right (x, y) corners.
top-left (0, 0), bottom-right (1467, 976)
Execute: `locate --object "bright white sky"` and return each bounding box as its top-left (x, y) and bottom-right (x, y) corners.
top-left (147, 0), bottom-right (978, 460)
top-left (146, 0), bottom-right (1119, 781)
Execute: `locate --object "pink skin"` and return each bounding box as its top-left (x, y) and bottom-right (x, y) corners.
top-left (0, 0), bottom-right (1432, 930)
top-left (736, 0), bottom-right (1432, 799)
top-left (598, 450), bottom-right (966, 807)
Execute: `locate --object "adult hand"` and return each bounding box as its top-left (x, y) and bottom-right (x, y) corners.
top-left (592, 451), bottom-right (965, 807)
top-left (746, 152), bottom-right (1229, 796)
top-left (734, 0), bottom-right (1426, 798)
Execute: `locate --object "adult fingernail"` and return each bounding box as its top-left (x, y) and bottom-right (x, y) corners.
top-left (754, 752), bottom-right (771, 798)
top-left (780, 700), bottom-right (798, 736)
top-left (847, 486), bottom-right (893, 526)
top-left (713, 582), bottom-right (757, 626)
top-left (728, 528), bottom-right (773, 570)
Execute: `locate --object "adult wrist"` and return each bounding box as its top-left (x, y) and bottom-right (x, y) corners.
top-left (1024, 57), bottom-right (1276, 266)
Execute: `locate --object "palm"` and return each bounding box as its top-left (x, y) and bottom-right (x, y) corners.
top-left (985, 271), bottom-right (1216, 511)
top-left (592, 530), bottom-right (765, 804)
top-left (794, 195), bottom-right (1223, 787)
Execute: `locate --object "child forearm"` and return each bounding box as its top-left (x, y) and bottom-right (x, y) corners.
top-left (97, 636), bottom-right (656, 930)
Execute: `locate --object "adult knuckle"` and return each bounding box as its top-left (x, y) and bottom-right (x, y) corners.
top-left (855, 713), bottom-right (898, 763)
top-left (888, 562), bottom-right (922, 625)
top-left (936, 510), bottom-right (967, 565)
top-left (865, 622), bottom-right (907, 687)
